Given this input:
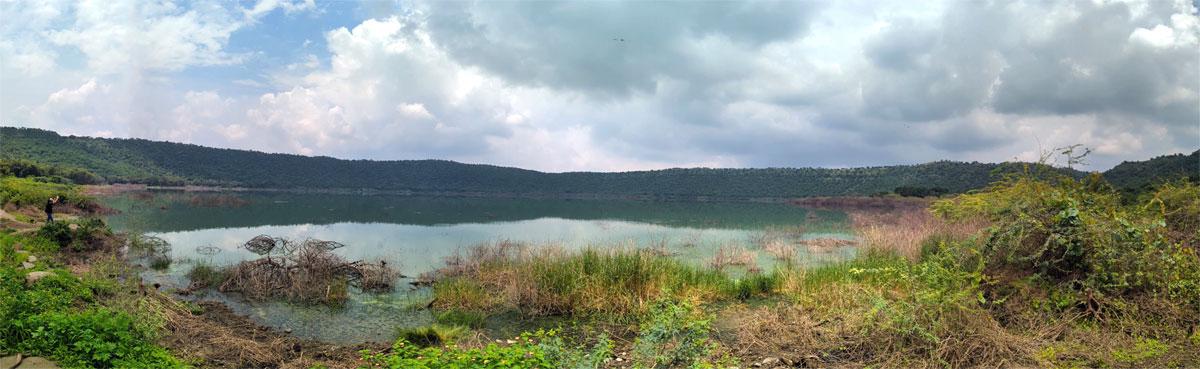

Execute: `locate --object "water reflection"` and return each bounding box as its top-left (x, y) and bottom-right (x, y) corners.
top-left (105, 191), bottom-right (858, 343)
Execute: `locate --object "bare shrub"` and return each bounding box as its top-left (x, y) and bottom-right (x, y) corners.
top-left (762, 240), bottom-right (796, 263)
top-left (709, 244), bottom-right (756, 271)
top-left (217, 235), bottom-right (399, 304)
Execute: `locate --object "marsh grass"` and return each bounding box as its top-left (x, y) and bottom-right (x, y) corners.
top-left (185, 263), bottom-right (227, 289)
top-left (850, 208), bottom-right (984, 260)
top-left (432, 242), bottom-right (733, 320)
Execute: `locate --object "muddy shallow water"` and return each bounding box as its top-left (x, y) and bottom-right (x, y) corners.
top-left (104, 191), bottom-right (858, 343)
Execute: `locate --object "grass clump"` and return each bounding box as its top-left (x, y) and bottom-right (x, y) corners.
top-left (435, 309), bottom-right (486, 329)
top-left (396, 324), bottom-right (468, 347)
top-left (432, 242), bottom-right (733, 320)
top-left (185, 263), bottom-right (228, 289)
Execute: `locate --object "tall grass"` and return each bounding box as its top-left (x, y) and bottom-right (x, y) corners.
top-left (850, 208), bottom-right (985, 260)
top-left (432, 242), bottom-right (732, 320)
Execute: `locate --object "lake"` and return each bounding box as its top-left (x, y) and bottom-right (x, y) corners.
top-left (101, 191), bottom-right (858, 343)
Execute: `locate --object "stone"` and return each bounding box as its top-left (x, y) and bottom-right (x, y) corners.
top-left (14, 357), bottom-right (59, 369)
top-left (26, 255), bottom-right (36, 263)
top-left (20, 262), bottom-right (34, 269)
top-left (25, 271), bottom-right (53, 285)
top-left (1, 354), bottom-right (21, 369)
top-left (67, 224), bottom-right (79, 231)
top-left (761, 357), bottom-right (780, 366)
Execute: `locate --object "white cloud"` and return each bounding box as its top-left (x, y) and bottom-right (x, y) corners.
top-left (1, 0), bottom-right (1195, 172)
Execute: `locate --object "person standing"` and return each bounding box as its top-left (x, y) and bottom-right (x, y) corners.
top-left (45, 196), bottom-right (59, 222)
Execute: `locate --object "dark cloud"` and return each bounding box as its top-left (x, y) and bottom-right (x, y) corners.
top-left (420, 1), bottom-right (823, 97)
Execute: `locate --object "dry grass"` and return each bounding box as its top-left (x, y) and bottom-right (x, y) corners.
top-left (708, 244), bottom-right (757, 271)
top-left (761, 240), bottom-right (796, 263)
top-left (850, 208), bottom-right (985, 260)
top-left (152, 293), bottom-right (376, 368)
top-left (719, 283), bottom-right (1041, 368)
top-left (799, 237), bottom-right (858, 249)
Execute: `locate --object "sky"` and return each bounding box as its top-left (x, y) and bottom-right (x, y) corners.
top-left (0, 0), bottom-right (1197, 172)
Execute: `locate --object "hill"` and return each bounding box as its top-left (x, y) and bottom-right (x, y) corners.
top-left (0, 126), bottom-right (1141, 199)
top-left (1102, 150), bottom-right (1199, 195)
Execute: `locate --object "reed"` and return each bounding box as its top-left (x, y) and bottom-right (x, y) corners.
top-left (431, 242), bottom-right (732, 320)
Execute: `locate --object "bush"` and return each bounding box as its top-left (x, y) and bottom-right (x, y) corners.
top-left (932, 174), bottom-right (1200, 315)
top-left (36, 218), bottom-right (111, 251)
top-left (632, 296), bottom-right (731, 368)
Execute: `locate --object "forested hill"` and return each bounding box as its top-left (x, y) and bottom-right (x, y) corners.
top-left (1103, 150), bottom-right (1200, 194)
top-left (6, 126), bottom-right (1182, 199)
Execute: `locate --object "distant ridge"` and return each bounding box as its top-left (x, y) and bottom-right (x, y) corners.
top-left (2, 126), bottom-right (1193, 199)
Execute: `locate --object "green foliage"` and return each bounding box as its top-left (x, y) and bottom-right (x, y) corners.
top-left (362, 332), bottom-right (552, 369)
top-left (0, 241), bottom-right (182, 368)
top-left (0, 159), bottom-right (101, 185)
top-left (1104, 150), bottom-right (1200, 197)
top-left (0, 126), bottom-right (1104, 198)
top-left (631, 297), bottom-right (729, 368)
top-left (36, 218), bottom-right (111, 251)
top-left (1111, 337), bottom-right (1169, 364)
top-left (727, 273), bottom-right (777, 300)
top-left (362, 329), bottom-right (615, 369)
top-left (933, 174), bottom-right (1200, 313)
top-left (0, 177), bottom-right (78, 208)
top-left (894, 186), bottom-right (949, 198)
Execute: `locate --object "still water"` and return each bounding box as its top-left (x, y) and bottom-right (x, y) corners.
top-left (102, 191), bottom-right (857, 343)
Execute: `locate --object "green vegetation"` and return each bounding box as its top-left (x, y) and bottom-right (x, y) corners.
top-left (1104, 150), bottom-right (1200, 197)
top-left (413, 172), bottom-right (1199, 368)
top-left (4, 139), bottom-right (1198, 367)
top-left (1, 126), bottom-right (1117, 198)
top-left (432, 244), bottom-right (735, 320)
top-left (0, 176), bottom-right (184, 368)
top-left (1, 177), bottom-right (80, 208)
top-left (0, 232), bottom-right (184, 368)
top-left (0, 159), bottom-right (101, 185)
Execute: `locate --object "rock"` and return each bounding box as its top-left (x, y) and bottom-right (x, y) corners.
top-left (1, 354), bottom-right (21, 369)
top-left (20, 262), bottom-right (34, 269)
top-left (762, 357), bottom-right (780, 366)
top-left (15, 357), bottom-right (59, 369)
top-left (25, 271), bottom-right (53, 285)
top-left (67, 224), bottom-right (79, 231)
top-left (26, 255), bottom-right (37, 263)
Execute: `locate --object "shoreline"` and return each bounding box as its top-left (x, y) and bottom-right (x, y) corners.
top-left (83, 183), bottom-right (940, 207)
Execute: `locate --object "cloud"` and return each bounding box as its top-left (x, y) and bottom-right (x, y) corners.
top-left (1, 0), bottom-right (1196, 172)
